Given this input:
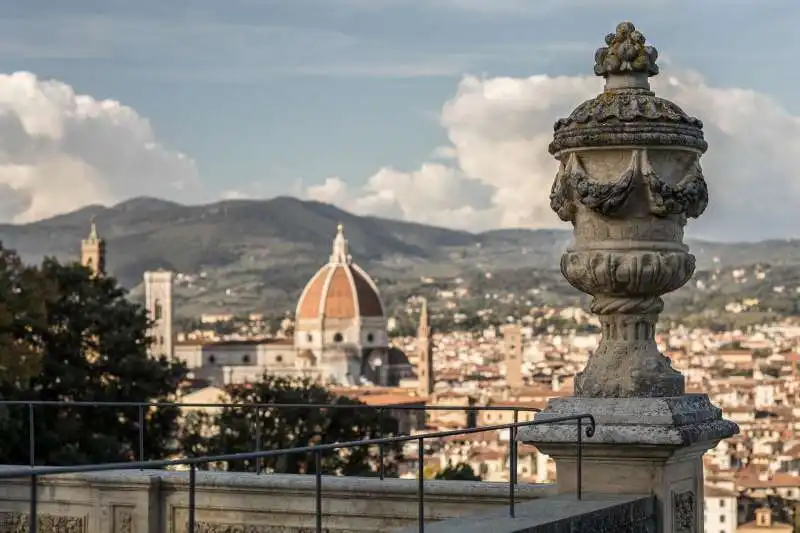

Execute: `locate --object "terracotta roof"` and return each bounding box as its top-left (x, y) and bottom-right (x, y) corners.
top-left (176, 338), bottom-right (292, 347)
top-left (704, 485), bottom-right (738, 498)
top-left (737, 472), bottom-right (800, 489)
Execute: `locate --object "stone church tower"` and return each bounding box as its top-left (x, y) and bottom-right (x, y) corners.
top-left (501, 323), bottom-right (523, 390)
top-left (416, 298), bottom-right (434, 397)
top-left (144, 270), bottom-right (174, 359)
top-left (81, 218), bottom-right (106, 277)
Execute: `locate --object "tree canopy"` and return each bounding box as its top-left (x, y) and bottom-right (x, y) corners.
top-left (180, 374), bottom-right (403, 476)
top-left (0, 247), bottom-right (187, 465)
top-left (435, 462), bottom-right (482, 481)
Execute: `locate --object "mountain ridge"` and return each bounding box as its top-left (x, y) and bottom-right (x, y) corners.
top-left (1, 196), bottom-right (799, 297)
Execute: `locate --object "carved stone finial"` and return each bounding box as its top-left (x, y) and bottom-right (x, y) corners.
top-left (594, 21), bottom-right (659, 80)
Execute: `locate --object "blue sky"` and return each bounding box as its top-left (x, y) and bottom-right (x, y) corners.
top-left (0, 0), bottom-right (799, 239)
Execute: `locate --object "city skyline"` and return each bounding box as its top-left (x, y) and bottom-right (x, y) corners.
top-left (0, 1), bottom-right (797, 241)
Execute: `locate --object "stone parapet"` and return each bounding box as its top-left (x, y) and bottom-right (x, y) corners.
top-left (0, 468), bottom-right (554, 533)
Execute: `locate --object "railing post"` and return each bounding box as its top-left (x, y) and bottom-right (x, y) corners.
top-left (577, 417), bottom-right (583, 501)
top-left (255, 406), bottom-right (262, 475)
top-left (188, 464), bottom-right (196, 533)
top-left (28, 403), bottom-right (34, 468)
top-left (511, 409), bottom-right (518, 485)
top-left (378, 408), bottom-right (385, 480)
top-left (138, 404), bottom-right (145, 464)
top-left (417, 437), bottom-right (424, 533)
top-left (315, 450), bottom-right (323, 533)
top-left (509, 410), bottom-right (518, 518)
top-left (29, 474), bottom-right (37, 533)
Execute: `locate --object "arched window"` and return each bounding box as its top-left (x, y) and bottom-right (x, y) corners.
top-left (333, 333), bottom-right (343, 343)
top-left (154, 300), bottom-right (163, 320)
top-left (242, 354), bottom-right (251, 364)
top-left (366, 333), bottom-right (375, 343)
top-left (208, 355), bottom-right (216, 365)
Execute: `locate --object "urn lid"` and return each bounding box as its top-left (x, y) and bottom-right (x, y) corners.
top-left (549, 22), bottom-right (707, 156)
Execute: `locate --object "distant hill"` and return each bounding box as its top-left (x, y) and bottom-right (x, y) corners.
top-left (0, 196), bottom-right (571, 286)
top-left (1, 196), bottom-right (799, 316)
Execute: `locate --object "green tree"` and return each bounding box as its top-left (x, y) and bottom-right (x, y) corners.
top-left (0, 254), bottom-right (187, 466)
top-left (0, 247), bottom-right (51, 385)
top-left (435, 462), bottom-right (481, 481)
top-left (180, 374), bottom-right (403, 476)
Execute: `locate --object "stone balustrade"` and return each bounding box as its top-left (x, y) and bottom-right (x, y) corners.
top-left (0, 468), bottom-right (555, 533)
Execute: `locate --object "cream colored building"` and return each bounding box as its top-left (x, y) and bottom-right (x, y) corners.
top-left (736, 507), bottom-right (792, 532)
top-left (703, 485), bottom-right (737, 533)
top-left (174, 225), bottom-right (410, 387)
top-left (144, 269), bottom-right (174, 359)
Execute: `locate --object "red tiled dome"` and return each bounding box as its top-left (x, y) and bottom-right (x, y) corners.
top-left (295, 225), bottom-right (384, 320)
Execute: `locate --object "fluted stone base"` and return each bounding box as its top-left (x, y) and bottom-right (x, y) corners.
top-left (518, 394), bottom-right (738, 533)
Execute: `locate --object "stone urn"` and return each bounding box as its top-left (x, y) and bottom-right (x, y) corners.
top-left (548, 21), bottom-right (709, 398)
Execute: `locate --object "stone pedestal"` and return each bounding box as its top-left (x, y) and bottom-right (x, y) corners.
top-left (519, 396), bottom-right (737, 533)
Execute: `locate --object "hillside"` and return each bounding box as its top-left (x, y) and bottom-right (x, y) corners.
top-left (0, 196), bottom-right (570, 285)
top-left (1, 196), bottom-right (799, 317)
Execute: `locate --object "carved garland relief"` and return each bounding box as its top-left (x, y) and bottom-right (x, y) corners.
top-left (114, 508), bottom-right (133, 533)
top-left (671, 490), bottom-right (696, 533)
top-left (549, 149), bottom-right (708, 223)
top-left (0, 512), bottom-right (88, 533)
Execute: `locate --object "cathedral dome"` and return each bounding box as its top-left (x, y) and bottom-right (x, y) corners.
top-left (295, 224), bottom-right (384, 321)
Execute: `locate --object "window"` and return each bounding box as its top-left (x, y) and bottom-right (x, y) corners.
top-left (154, 300), bottom-right (163, 320)
top-left (333, 333), bottom-right (343, 343)
top-left (719, 499), bottom-right (725, 508)
top-left (367, 333), bottom-right (375, 343)
top-left (208, 355), bottom-right (216, 364)
top-left (242, 354), bottom-right (251, 364)
top-left (159, 336), bottom-right (164, 345)
top-left (276, 355), bottom-right (283, 363)
top-left (719, 515), bottom-right (725, 523)
top-left (306, 333), bottom-right (313, 342)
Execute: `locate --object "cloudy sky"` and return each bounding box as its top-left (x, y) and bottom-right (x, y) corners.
top-left (0, 0), bottom-right (796, 240)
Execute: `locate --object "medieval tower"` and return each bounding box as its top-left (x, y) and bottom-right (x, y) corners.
top-left (144, 270), bottom-right (174, 359)
top-left (416, 298), bottom-right (434, 397)
top-left (501, 323), bottom-right (523, 390)
top-left (81, 218), bottom-right (106, 277)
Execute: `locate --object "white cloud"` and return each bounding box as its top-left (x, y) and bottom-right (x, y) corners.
top-left (0, 71), bottom-right (199, 222)
top-left (305, 70), bottom-right (800, 241)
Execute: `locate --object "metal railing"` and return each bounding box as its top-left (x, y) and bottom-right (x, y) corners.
top-left (0, 413), bottom-right (596, 533)
top-left (0, 400), bottom-right (541, 482)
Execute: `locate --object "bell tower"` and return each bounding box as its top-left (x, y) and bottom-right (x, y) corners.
top-left (417, 298), bottom-right (434, 397)
top-left (502, 323), bottom-right (523, 390)
top-left (81, 217), bottom-right (106, 277)
top-left (144, 270), bottom-right (174, 359)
